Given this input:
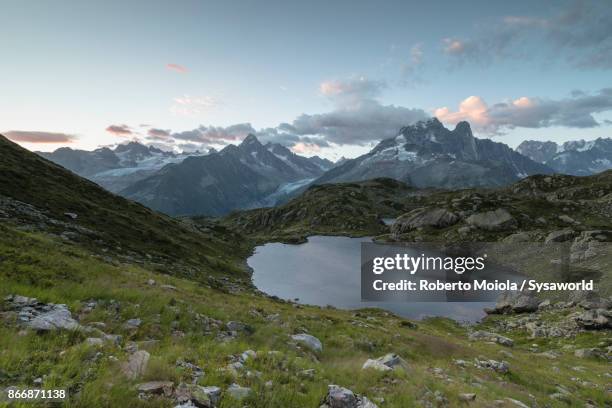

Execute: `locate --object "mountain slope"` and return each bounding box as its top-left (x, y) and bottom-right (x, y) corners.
top-left (517, 138), bottom-right (612, 176)
top-left (222, 178), bottom-right (419, 242)
top-left (0, 134), bottom-right (246, 278)
top-left (312, 119), bottom-right (553, 189)
top-left (38, 142), bottom-right (204, 192)
top-left (121, 135), bottom-right (329, 216)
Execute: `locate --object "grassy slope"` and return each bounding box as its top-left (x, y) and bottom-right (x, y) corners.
top-left (221, 178), bottom-right (420, 243)
top-left (1, 225), bottom-right (610, 407)
top-left (0, 135), bottom-right (248, 280)
top-left (0, 138), bottom-right (610, 407)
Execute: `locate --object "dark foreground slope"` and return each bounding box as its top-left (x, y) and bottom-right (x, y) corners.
top-left (0, 135), bottom-right (247, 279)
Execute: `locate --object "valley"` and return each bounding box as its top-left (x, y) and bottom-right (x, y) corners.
top-left (1, 133), bottom-right (611, 407)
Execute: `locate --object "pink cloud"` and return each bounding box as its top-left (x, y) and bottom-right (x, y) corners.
top-left (166, 63), bottom-right (188, 73)
top-left (105, 124), bottom-right (133, 136)
top-left (4, 130), bottom-right (77, 143)
top-left (434, 96), bottom-right (490, 129)
top-left (291, 142), bottom-right (321, 154)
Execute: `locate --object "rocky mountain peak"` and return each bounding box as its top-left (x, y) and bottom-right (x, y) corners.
top-left (241, 134), bottom-right (261, 147)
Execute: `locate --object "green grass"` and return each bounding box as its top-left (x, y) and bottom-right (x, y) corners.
top-left (1, 225), bottom-right (610, 408)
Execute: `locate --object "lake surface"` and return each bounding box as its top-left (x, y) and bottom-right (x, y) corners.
top-left (248, 235), bottom-right (513, 322)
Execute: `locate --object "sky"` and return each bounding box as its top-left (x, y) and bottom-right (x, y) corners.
top-left (1, 0), bottom-right (611, 160)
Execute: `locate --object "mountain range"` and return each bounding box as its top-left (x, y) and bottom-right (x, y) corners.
top-left (37, 119), bottom-right (610, 217)
top-left (38, 142), bottom-right (205, 192)
top-left (310, 118), bottom-right (553, 189)
top-left (516, 138), bottom-right (612, 176)
top-left (118, 135), bottom-right (334, 216)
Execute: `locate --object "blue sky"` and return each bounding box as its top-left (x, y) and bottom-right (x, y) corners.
top-left (1, 0), bottom-right (611, 159)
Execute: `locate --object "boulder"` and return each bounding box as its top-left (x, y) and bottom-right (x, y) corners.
top-left (574, 309), bottom-right (611, 329)
top-left (174, 383), bottom-right (215, 407)
top-left (320, 385), bottom-right (378, 408)
top-left (468, 331), bottom-right (514, 347)
top-left (466, 209), bottom-right (516, 231)
top-left (27, 306), bottom-right (80, 331)
top-left (544, 229), bottom-right (576, 243)
top-left (486, 291), bottom-right (539, 314)
top-left (474, 359), bottom-right (509, 374)
top-left (391, 208), bottom-right (459, 234)
top-left (574, 348), bottom-right (606, 359)
top-left (124, 318), bottom-right (142, 329)
top-left (362, 353), bottom-right (408, 371)
top-left (458, 393), bottom-right (476, 402)
top-left (291, 333), bottom-right (323, 352)
top-left (136, 381), bottom-right (174, 397)
top-left (121, 350), bottom-right (150, 379)
top-left (226, 383), bottom-right (251, 401)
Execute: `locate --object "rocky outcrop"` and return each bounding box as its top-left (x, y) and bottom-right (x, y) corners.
top-left (3, 295), bottom-right (80, 331)
top-left (486, 291), bottom-right (539, 314)
top-left (122, 350), bottom-right (150, 379)
top-left (468, 331), bottom-right (514, 347)
top-left (466, 209), bottom-right (517, 231)
top-left (319, 385), bottom-right (378, 408)
top-left (391, 208), bottom-right (459, 234)
top-left (291, 333), bottom-right (323, 352)
top-left (574, 308), bottom-right (611, 329)
top-left (362, 353), bottom-right (409, 371)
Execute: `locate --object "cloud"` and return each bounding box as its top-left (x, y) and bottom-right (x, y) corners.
top-left (166, 63), bottom-right (188, 73)
top-left (170, 95), bottom-right (221, 116)
top-left (172, 123), bottom-right (255, 144)
top-left (272, 77), bottom-right (428, 146)
top-left (320, 77), bottom-right (387, 109)
top-left (442, 0), bottom-right (612, 69)
top-left (105, 124), bottom-right (133, 136)
top-left (291, 142), bottom-right (322, 154)
top-left (4, 130), bottom-right (77, 143)
top-left (435, 88), bottom-right (612, 134)
top-left (400, 43), bottom-right (427, 85)
top-left (147, 128), bottom-right (171, 140)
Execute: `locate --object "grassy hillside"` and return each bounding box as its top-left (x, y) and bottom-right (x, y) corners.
top-left (0, 135), bottom-right (249, 280)
top-left (221, 178), bottom-right (420, 243)
top-left (1, 224), bottom-right (610, 407)
top-left (0, 139), bottom-right (610, 407)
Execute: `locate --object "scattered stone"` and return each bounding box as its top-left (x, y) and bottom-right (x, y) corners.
top-left (319, 385), bottom-right (378, 408)
top-left (124, 318), bottom-right (142, 330)
top-left (85, 337), bottom-right (104, 347)
top-left (174, 383), bottom-right (215, 407)
top-left (486, 291), bottom-right (539, 314)
top-left (225, 321), bottom-right (252, 334)
top-left (147, 279), bottom-right (156, 286)
top-left (469, 331), bottom-right (514, 347)
top-left (544, 229), bottom-right (576, 243)
top-left (136, 381), bottom-right (174, 397)
top-left (63, 212), bottom-right (78, 220)
top-left (299, 369), bottom-right (316, 379)
top-left (458, 393), bottom-right (476, 402)
top-left (474, 359), bottom-right (509, 374)
top-left (121, 350), bottom-right (150, 379)
top-left (240, 350), bottom-right (256, 363)
top-left (574, 308), bottom-right (611, 329)
top-left (291, 333), bottom-right (323, 352)
top-left (226, 383), bottom-right (251, 401)
top-left (574, 348), bottom-right (606, 359)
top-left (160, 284), bottom-right (177, 291)
top-left (466, 209), bottom-right (516, 231)
top-left (362, 353), bottom-right (408, 371)
top-left (505, 398), bottom-right (530, 408)
top-left (391, 208), bottom-right (459, 234)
